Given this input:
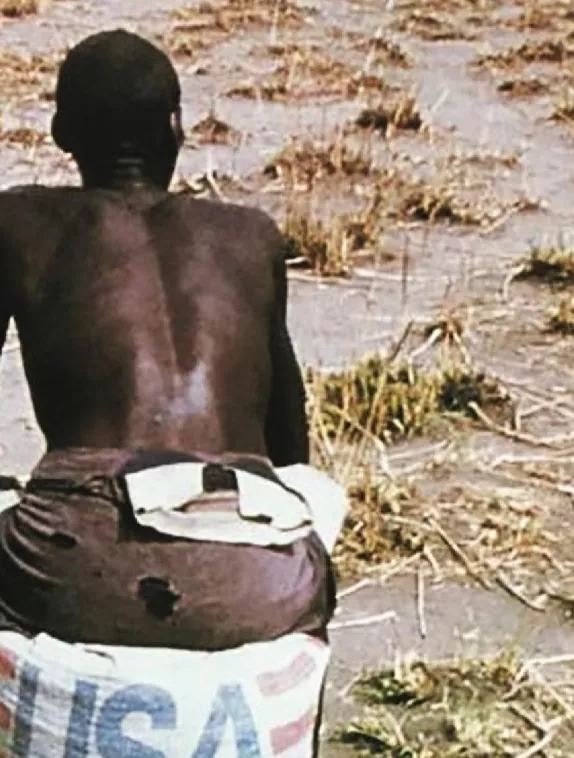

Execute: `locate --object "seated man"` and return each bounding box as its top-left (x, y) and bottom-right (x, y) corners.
top-left (0, 30), bottom-right (342, 651)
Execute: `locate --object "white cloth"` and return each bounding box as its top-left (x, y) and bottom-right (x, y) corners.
top-left (124, 463), bottom-right (348, 552)
top-left (0, 631), bottom-right (329, 758)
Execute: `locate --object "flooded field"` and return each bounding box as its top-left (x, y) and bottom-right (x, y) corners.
top-left (2, 0), bottom-right (574, 755)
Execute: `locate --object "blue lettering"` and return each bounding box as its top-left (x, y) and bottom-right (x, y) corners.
top-left (191, 684), bottom-right (261, 758)
top-left (64, 680), bottom-right (98, 758)
top-left (12, 662), bottom-right (39, 758)
top-left (96, 684), bottom-right (176, 758)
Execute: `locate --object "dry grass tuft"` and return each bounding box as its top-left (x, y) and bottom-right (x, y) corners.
top-left (504, 3), bottom-right (574, 32)
top-left (379, 171), bottom-right (488, 225)
top-left (227, 48), bottom-right (389, 101)
top-left (264, 135), bottom-right (373, 188)
top-left (475, 38), bottom-right (574, 71)
top-left (280, 187), bottom-right (391, 274)
top-left (308, 353), bottom-right (508, 446)
top-left (262, 41), bottom-right (319, 58)
top-left (0, 50), bottom-right (58, 98)
top-left (355, 95), bottom-right (423, 136)
top-left (333, 477), bottom-right (418, 576)
top-left (497, 76), bottom-right (546, 98)
top-left (508, 6), bottom-right (559, 31)
top-left (351, 32), bottom-right (411, 68)
top-left (159, 28), bottom-right (209, 59)
top-left (336, 651), bottom-right (574, 757)
top-left (551, 90), bottom-right (574, 129)
top-left (0, 0), bottom-right (43, 17)
top-left (172, 0), bottom-right (310, 32)
top-left (273, 156), bottom-right (512, 275)
top-left (281, 206), bottom-right (359, 276)
top-left (518, 238), bottom-right (574, 285)
top-left (547, 296), bottom-right (574, 335)
top-left (189, 112), bottom-right (241, 145)
top-left (164, 0), bottom-right (313, 58)
top-left (334, 474), bottom-right (561, 582)
top-left (0, 126), bottom-right (47, 147)
top-left (332, 433), bottom-right (574, 588)
top-left (443, 146), bottom-right (521, 171)
top-left (277, 165), bottom-right (503, 275)
top-left (390, 8), bottom-right (477, 41)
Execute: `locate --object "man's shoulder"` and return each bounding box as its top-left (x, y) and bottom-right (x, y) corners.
top-left (166, 193), bottom-right (283, 249)
top-left (0, 184), bottom-right (84, 216)
top-left (0, 184), bottom-right (78, 198)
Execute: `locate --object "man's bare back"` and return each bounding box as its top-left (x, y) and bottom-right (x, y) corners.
top-left (0, 30), bottom-right (334, 655)
top-left (0, 185), bottom-right (308, 465)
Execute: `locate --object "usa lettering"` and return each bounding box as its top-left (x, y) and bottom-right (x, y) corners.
top-left (6, 664), bottom-right (262, 758)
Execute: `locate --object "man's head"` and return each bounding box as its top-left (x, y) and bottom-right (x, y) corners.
top-left (52, 29), bottom-right (184, 188)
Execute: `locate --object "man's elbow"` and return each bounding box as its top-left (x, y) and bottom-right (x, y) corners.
top-left (265, 416), bottom-right (310, 468)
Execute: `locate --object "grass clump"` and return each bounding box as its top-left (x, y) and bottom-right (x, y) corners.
top-left (308, 353), bottom-right (508, 445)
top-left (390, 9), bottom-right (476, 42)
top-left (475, 38), bottom-right (574, 70)
top-left (227, 48), bottom-right (388, 102)
top-left (172, 0), bottom-right (309, 32)
top-left (0, 50), bottom-right (57, 98)
top-left (0, 126), bottom-right (47, 147)
top-left (282, 208), bottom-right (355, 276)
top-left (355, 95), bottom-right (423, 136)
top-left (551, 90), bottom-right (574, 128)
top-left (518, 238), bottom-right (574, 285)
top-left (548, 296), bottom-right (574, 335)
top-left (159, 28), bottom-right (209, 59)
top-left (351, 33), bottom-right (411, 68)
top-left (264, 135), bottom-right (373, 188)
top-left (497, 76), bottom-right (546, 98)
top-left (505, 4), bottom-right (574, 32)
top-left (334, 471), bottom-right (563, 581)
top-left (0, 0), bottom-right (43, 17)
top-left (332, 477), bottom-right (419, 577)
top-left (281, 189), bottom-right (390, 274)
top-left (335, 651), bottom-right (574, 757)
top-left (165, 0), bottom-right (312, 58)
top-left (379, 171), bottom-right (486, 225)
top-left (189, 112), bottom-right (240, 145)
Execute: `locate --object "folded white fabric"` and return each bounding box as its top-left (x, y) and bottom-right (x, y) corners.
top-left (124, 463), bottom-right (348, 551)
top-left (0, 631), bottom-right (329, 758)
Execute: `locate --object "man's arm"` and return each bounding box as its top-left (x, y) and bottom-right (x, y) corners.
top-left (0, 310), bottom-right (7, 355)
top-left (265, 243), bottom-right (310, 467)
top-left (0, 253), bottom-right (10, 358)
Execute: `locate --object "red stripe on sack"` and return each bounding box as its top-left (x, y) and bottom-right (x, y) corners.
top-left (257, 652), bottom-right (316, 697)
top-left (271, 706), bottom-right (316, 755)
top-left (0, 650), bottom-right (15, 680)
top-left (0, 703), bottom-right (11, 731)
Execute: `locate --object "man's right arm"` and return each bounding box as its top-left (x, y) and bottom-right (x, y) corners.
top-left (0, 308), bottom-right (8, 356)
top-left (0, 199), bottom-right (14, 359)
top-left (264, 238), bottom-right (310, 467)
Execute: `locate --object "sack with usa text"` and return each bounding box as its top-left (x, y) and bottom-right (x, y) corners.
top-left (0, 630), bottom-right (329, 758)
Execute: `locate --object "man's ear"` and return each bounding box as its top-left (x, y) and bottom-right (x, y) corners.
top-left (170, 107), bottom-right (184, 149)
top-left (51, 111), bottom-right (74, 153)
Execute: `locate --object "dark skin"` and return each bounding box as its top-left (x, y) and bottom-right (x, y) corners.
top-left (0, 110), bottom-right (309, 467)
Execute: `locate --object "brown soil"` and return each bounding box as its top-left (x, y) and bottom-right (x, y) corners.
top-left (1, 0), bottom-right (574, 755)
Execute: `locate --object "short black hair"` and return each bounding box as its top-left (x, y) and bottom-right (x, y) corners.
top-left (53, 29), bottom-right (181, 155)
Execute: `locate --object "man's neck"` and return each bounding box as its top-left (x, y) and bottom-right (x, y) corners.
top-left (78, 155), bottom-right (170, 192)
